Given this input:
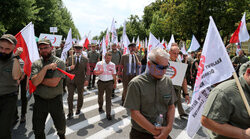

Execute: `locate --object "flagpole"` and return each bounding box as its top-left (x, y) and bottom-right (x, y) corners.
top-left (232, 72), bottom-right (250, 116)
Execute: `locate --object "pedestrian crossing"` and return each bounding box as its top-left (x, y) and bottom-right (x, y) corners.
top-left (41, 82), bottom-right (209, 139)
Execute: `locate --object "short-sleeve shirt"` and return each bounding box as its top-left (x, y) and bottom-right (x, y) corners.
top-left (124, 73), bottom-right (177, 134)
top-left (0, 57), bottom-right (24, 96)
top-left (31, 55), bottom-right (65, 99)
top-left (88, 51), bottom-right (100, 64)
top-left (94, 61), bottom-right (116, 81)
top-left (202, 77), bottom-right (250, 139)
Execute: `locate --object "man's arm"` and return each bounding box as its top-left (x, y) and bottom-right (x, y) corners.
top-left (201, 116), bottom-right (250, 138)
top-left (31, 63), bottom-right (57, 87)
top-left (182, 78), bottom-right (190, 104)
top-left (41, 77), bottom-right (62, 87)
top-left (12, 47), bottom-right (23, 80)
top-left (130, 109), bottom-right (160, 136)
top-left (112, 74), bottom-right (117, 89)
top-left (154, 104), bottom-right (175, 139)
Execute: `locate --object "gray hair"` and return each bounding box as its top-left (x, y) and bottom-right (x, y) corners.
top-left (148, 48), bottom-right (169, 62)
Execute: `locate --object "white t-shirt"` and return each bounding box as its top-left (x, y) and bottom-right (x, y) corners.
top-left (94, 61), bottom-right (116, 81)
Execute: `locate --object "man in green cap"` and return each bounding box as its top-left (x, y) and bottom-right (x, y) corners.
top-left (124, 48), bottom-right (176, 139)
top-left (0, 34), bottom-right (23, 139)
top-left (31, 38), bottom-right (66, 139)
top-left (66, 44), bottom-right (90, 119)
top-left (201, 63), bottom-right (250, 138)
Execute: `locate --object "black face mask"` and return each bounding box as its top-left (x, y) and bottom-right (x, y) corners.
top-left (0, 51), bottom-right (13, 61)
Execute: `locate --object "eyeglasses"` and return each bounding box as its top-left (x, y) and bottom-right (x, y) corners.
top-left (150, 60), bottom-right (170, 70)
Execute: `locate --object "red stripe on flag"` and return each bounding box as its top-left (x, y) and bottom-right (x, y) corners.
top-left (230, 21), bottom-right (242, 44)
top-left (15, 32), bottom-right (36, 93)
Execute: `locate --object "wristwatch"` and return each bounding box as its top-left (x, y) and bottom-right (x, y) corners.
top-left (13, 55), bottom-right (21, 59)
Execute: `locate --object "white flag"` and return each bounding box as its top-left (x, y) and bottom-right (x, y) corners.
top-left (167, 34), bottom-right (175, 51)
top-left (122, 21), bottom-right (130, 54)
top-left (181, 46), bottom-right (188, 55)
top-left (148, 32), bottom-right (164, 53)
top-left (111, 18), bottom-right (118, 44)
top-left (136, 36), bottom-right (140, 47)
top-left (102, 37), bottom-right (107, 60)
top-left (188, 35), bottom-right (200, 52)
top-left (186, 16), bottom-right (235, 137)
top-left (145, 37), bottom-right (148, 49)
top-left (239, 12), bottom-right (250, 42)
top-left (61, 28), bottom-right (72, 62)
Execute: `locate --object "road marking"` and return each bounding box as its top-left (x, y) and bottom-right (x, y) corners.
top-left (86, 117), bottom-right (131, 139)
top-left (47, 106), bottom-right (126, 139)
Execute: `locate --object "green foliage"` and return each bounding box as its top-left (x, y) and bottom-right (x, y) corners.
top-left (0, 0), bottom-right (80, 38)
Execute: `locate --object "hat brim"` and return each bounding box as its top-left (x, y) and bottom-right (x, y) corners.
top-left (0, 38), bottom-right (15, 45)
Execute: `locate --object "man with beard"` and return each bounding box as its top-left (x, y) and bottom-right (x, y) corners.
top-left (66, 44), bottom-right (90, 119)
top-left (119, 43), bottom-right (141, 106)
top-left (0, 34), bottom-right (23, 139)
top-left (124, 48), bottom-right (176, 139)
top-left (31, 38), bottom-right (66, 139)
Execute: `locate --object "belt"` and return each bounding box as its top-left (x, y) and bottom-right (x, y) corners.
top-left (0, 91), bottom-right (18, 99)
top-left (98, 80), bottom-right (113, 83)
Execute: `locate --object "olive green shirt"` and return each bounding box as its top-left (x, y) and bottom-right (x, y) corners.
top-left (239, 61), bottom-right (250, 77)
top-left (0, 57), bottom-right (23, 96)
top-left (124, 73), bottom-right (177, 134)
top-left (31, 55), bottom-right (65, 99)
top-left (202, 77), bottom-right (250, 139)
top-left (88, 50), bottom-right (100, 64)
top-left (232, 55), bottom-right (249, 65)
top-left (55, 48), bottom-right (63, 58)
top-left (110, 50), bottom-right (121, 66)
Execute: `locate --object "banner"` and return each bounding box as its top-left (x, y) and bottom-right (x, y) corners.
top-left (165, 61), bottom-right (187, 86)
top-left (39, 33), bottom-right (62, 47)
top-left (186, 16), bottom-right (235, 137)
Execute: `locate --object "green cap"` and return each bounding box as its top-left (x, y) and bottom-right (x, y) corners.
top-left (38, 38), bottom-right (51, 46)
top-left (0, 34), bottom-right (17, 45)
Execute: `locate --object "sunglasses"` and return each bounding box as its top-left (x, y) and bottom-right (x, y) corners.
top-left (150, 60), bottom-right (170, 70)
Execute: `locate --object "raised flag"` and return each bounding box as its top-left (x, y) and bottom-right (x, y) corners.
top-left (181, 46), bottom-right (188, 55)
top-left (167, 34), bottom-right (175, 50)
top-left (148, 32), bottom-right (164, 53)
top-left (61, 28), bottom-right (72, 62)
top-left (230, 12), bottom-right (250, 43)
top-left (101, 37), bottom-right (107, 60)
top-left (188, 35), bottom-right (200, 52)
top-left (84, 37), bottom-right (90, 49)
top-left (161, 39), bottom-right (166, 49)
top-left (111, 18), bottom-right (118, 44)
top-left (105, 28), bottom-right (109, 47)
top-left (122, 21), bottom-right (130, 54)
top-left (15, 22), bottom-right (40, 93)
top-left (132, 37), bottom-right (135, 43)
top-left (186, 16), bottom-right (235, 137)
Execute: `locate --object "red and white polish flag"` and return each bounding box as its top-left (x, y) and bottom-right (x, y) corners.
top-left (15, 22), bottom-right (40, 93)
top-left (230, 12), bottom-right (250, 43)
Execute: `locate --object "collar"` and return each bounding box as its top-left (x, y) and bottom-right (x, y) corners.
top-left (145, 71), bottom-right (164, 82)
top-left (239, 76), bottom-right (250, 94)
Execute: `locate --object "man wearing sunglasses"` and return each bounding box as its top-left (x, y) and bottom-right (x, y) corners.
top-left (169, 44), bottom-right (190, 119)
top-left (124, 48), bottom-right (177, 139)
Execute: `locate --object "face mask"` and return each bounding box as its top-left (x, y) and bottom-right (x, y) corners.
top-left (0, 51), bottom-right (13, 61)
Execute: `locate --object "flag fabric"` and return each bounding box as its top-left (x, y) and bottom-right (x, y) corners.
top-left (186, 16), bottom-right (235, 137)
top-left (145, 37), bottom-right (148, 50)
top-left (122, 21), bottom-right (130, 54)
top-left (136, 36), bottom-right (140, 47)
top-left (230, 12), bottom-right (250, 43)
top-left (61, 28), bottom-right (73, 62)
top-left (84, 37), bottom-right (90, 49)
top-left (15, 22), bottom-right (40, 93)
top-left (101, 37), bottom-right (107, 60)
top-left (181, 46), bottom-right (188, 55)
top-left (161, 39), bottom-right (166, 49)
top-left (111, 18), bottom-right (118, 44)
top-left (132, 37), bottom-right (135, 43)
top-left (188, 35), bottom-right (200, 52)
top-left (148, 32), bottom-right (164, 53)
top-left (105, 28), bottom-right (109, 47)
top-left (167, 34), bottom-right (175, 50)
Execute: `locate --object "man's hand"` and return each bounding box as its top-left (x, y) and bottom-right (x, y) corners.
top-left (244, 128), bottom-right (250, 138)
top-left (46, 63), bottom-right (57, 70)
top-left (154, 126), bottom-right (171, 139)
top-left (70, 65), bottom-right (75, 70)
top-left (84, 80), bottom-right (89, 86)
top-left (113, 83), bottom-right (117, 89)
top-left (14, 47), bottom-right (23, 56)
top-left (185, 95), bottom-right (190, 104)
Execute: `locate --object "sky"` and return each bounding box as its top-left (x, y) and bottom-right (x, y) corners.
top-left (62, 0), bottom-right (154, 39)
